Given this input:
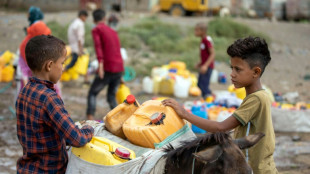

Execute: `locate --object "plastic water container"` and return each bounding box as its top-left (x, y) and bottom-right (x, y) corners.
top-left (151, 67), bottom-right (169, 78)
top-left (152, 76), bottom-right (162, 94)
top-left (210, 69), bottom-right (218, 84)
top-left (116, 84), bottom-right (131, 104)
top-left (104, 95), bottom-right (139, 139)
top-left (122, 100), bottom-right (186, 148)
top-left (191, 105), bottom-right (207, 134)
top-left (71, 136), bottom-right (136, 166)
top-left (1, 66), bottom-right (14, 82)
top-left (159, 78), bottom-right (175, 95)
top-left (174, 76), bottom-right (191, 98)
top-left (189, 86), bottom-right (201, 97)
top-left (142, 76), bottom-right (153, 94)
top-left (218, 72), bottom-right (227, 84)
top-left (190, 73), bottom-right (198, 87)
top-left (169, 61), bottom-right (186, 71)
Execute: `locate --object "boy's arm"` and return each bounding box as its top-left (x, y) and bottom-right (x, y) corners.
top-left (162, 99), bottom-right (240, 132)
top-left (45, 93), bottom-right (94, 147)
top-left (92, 28), bottom-right (104, 79)
top-left (200, 40), bottom-right (215, 73)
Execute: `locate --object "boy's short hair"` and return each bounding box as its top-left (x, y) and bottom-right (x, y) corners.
top-left (79, 10), bottom-right (88, 17)
top-left (93, 9), bottom-right (105, 22)
top-left (25, 35), bottom-right (65, 72)
top-left (227, 36), bottom-right (271, 76)
top-left (196, 22), bottom-right (207, 33)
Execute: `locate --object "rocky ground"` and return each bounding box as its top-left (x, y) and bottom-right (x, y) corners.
top-left (0, 10), bottom-right (310, 173)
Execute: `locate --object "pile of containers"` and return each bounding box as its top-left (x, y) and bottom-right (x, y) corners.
top-left (0, 51), bottom-right (16, 82)
top-left (183, 100), bottom-right (237, 134)
top-left (142, 61), bottom-right (201, 98)
top-left (104, 95), bottom-right (186, 148)
top-left (60, 46), bottom-right (90, 81)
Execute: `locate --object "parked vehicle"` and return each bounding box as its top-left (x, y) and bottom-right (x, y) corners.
top-left (159, 0), bottom-right (208, 16)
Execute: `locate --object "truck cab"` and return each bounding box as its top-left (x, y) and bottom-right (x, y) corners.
top-left (160, 0), bottom-right (208, 16)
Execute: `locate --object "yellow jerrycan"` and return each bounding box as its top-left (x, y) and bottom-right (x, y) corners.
top-left (1, 66), bottom-right (14, 82)
top-left (104, 95), bottom-right (140, 139)
top-left (71, 136), bottom-right (136, 165)
top-left (116, 83), bottom-right (131, 104)
top-left (122, 100), bottom-right (186, 148)
top-left (159, 78), bottom-right (175, 95)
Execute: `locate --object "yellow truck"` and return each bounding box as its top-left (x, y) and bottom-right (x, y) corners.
top-left (159, 0), bottom-right (208, 16)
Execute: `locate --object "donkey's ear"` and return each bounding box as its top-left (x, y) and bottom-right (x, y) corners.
top-left (193, 145), bottom-right (223, 163)
top-left (234, 133), bottom-right (265, 150)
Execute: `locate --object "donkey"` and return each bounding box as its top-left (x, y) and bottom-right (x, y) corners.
top-left (163, 132), bottom-right (264, 174)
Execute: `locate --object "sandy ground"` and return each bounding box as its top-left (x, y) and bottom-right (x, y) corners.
top-left (0, 10), bottom-right (310, 173)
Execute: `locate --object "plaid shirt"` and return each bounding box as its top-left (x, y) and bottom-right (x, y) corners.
top-left (16, 77), bottom-right (94, 173)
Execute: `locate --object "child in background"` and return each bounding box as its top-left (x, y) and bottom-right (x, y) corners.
top-left (86, 9), bottom-right (124, 120)
top-left (195, 22), bottom-right (215, 99)
top-left (163, 37), bottom-right (278, 174)
top-left (16, 35), bottom-right (94, 173)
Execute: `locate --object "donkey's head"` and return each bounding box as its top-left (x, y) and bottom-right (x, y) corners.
top-left (164, 132), bottom-right (264, 174)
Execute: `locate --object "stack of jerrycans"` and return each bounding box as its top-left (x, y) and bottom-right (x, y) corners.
top-left (105, 95), bottom-right (186, 149)
top-left (104, 95), bottom-right (140, 139)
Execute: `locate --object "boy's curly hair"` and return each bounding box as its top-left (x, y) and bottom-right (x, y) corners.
top-left (227, 36), bottom-right (271, 76)
top-left (26, 35), bottom-right (65, 72)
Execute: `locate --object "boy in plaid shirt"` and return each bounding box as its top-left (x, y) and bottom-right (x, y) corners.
top-left (16, 35), bottom-right (94, 173)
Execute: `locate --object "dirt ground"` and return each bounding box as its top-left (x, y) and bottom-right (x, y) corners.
top-left (0, 10), bottom-right (310, 174)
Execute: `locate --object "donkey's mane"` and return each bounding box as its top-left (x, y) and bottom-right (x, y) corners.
top-left (163, 132), bottom-right (231, 167)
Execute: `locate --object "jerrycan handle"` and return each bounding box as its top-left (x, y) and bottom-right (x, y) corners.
top-left (107, 95), bottom-right (137, 117)
top-left (92, 137), bottom-right (113, 152)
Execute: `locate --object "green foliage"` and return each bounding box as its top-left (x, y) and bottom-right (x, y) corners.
top-left (119, 32), bottom-right (142, 49)
top-left (47, 21), bottom-right (69, 44)
top-left (208, 17), bottom-right (270, 43)
top-left (46, 20), bottom-right (93, 48)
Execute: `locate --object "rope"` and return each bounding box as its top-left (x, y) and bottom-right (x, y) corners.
top-left (192, 144), bottom-right (200, 174)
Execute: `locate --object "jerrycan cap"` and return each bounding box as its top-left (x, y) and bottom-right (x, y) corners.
top-left (115, 147), bottom-right (131, 159)
top-left (150, 112), bottom-right (165, 124)
top-left (125, 95), bottom-right (136, 104)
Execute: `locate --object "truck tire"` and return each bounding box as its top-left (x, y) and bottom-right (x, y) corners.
top-left (169, 5), bottom-right (185, 16)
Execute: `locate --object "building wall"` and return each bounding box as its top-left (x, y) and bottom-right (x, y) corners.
top-left (2, 0), bottom-right (151, 12)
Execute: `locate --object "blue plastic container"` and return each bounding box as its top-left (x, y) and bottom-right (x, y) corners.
top-left (191, 110), bottom-right (208, 134)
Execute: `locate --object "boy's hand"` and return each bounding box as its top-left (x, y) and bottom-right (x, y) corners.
top-left (195, 63), bottom-right (200, 69)
top-left (162, 99), bottom-right (189, 120)
top-left (200, 65), bottom-right (208, 74)
top-left (98, 63), bottom-right (104, 79)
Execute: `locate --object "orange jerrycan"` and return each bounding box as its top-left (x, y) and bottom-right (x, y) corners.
top-left (122, 100), bottom-right (186, 148)
top-left (104, 95), bottom-right (140, 139)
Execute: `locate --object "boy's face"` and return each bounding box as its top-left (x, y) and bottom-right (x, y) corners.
top-left (230, 57), bottom-right (257, 89)
top-left (194, 26), bottom-right (204, 37)
top-left (80, 15), bottom-right (88, 22)
top-left (49, 48), bottom-right (67, 84)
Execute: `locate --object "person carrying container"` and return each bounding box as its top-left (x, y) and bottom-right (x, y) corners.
top-left (163, 36), bottom-right (278, 174)
top-left (66, 10), bottom-right (88, 71)
top-left (16, 35), bottom-right (94, 173)
top-left (86, 9), bottom-right (124, 120)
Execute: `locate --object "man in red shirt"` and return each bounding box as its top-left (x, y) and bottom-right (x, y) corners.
top-left (195, 22), bottom-right (216, 98)
top-left (87, 9), bottom-right (124, 120)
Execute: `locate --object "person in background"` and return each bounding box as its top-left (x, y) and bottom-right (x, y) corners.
top-left (16, 35), bottom-right (94, 173)
top-left (66, 10), bottom-right (89, 83)
top-left (195, 22), bottom-right (215, 99)
top-left (163, 37), bottom-right (278, 174)
top-left (18, 6), bottom-right (62, 95)
top-left (86, 9), bottom-right (124, 120)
